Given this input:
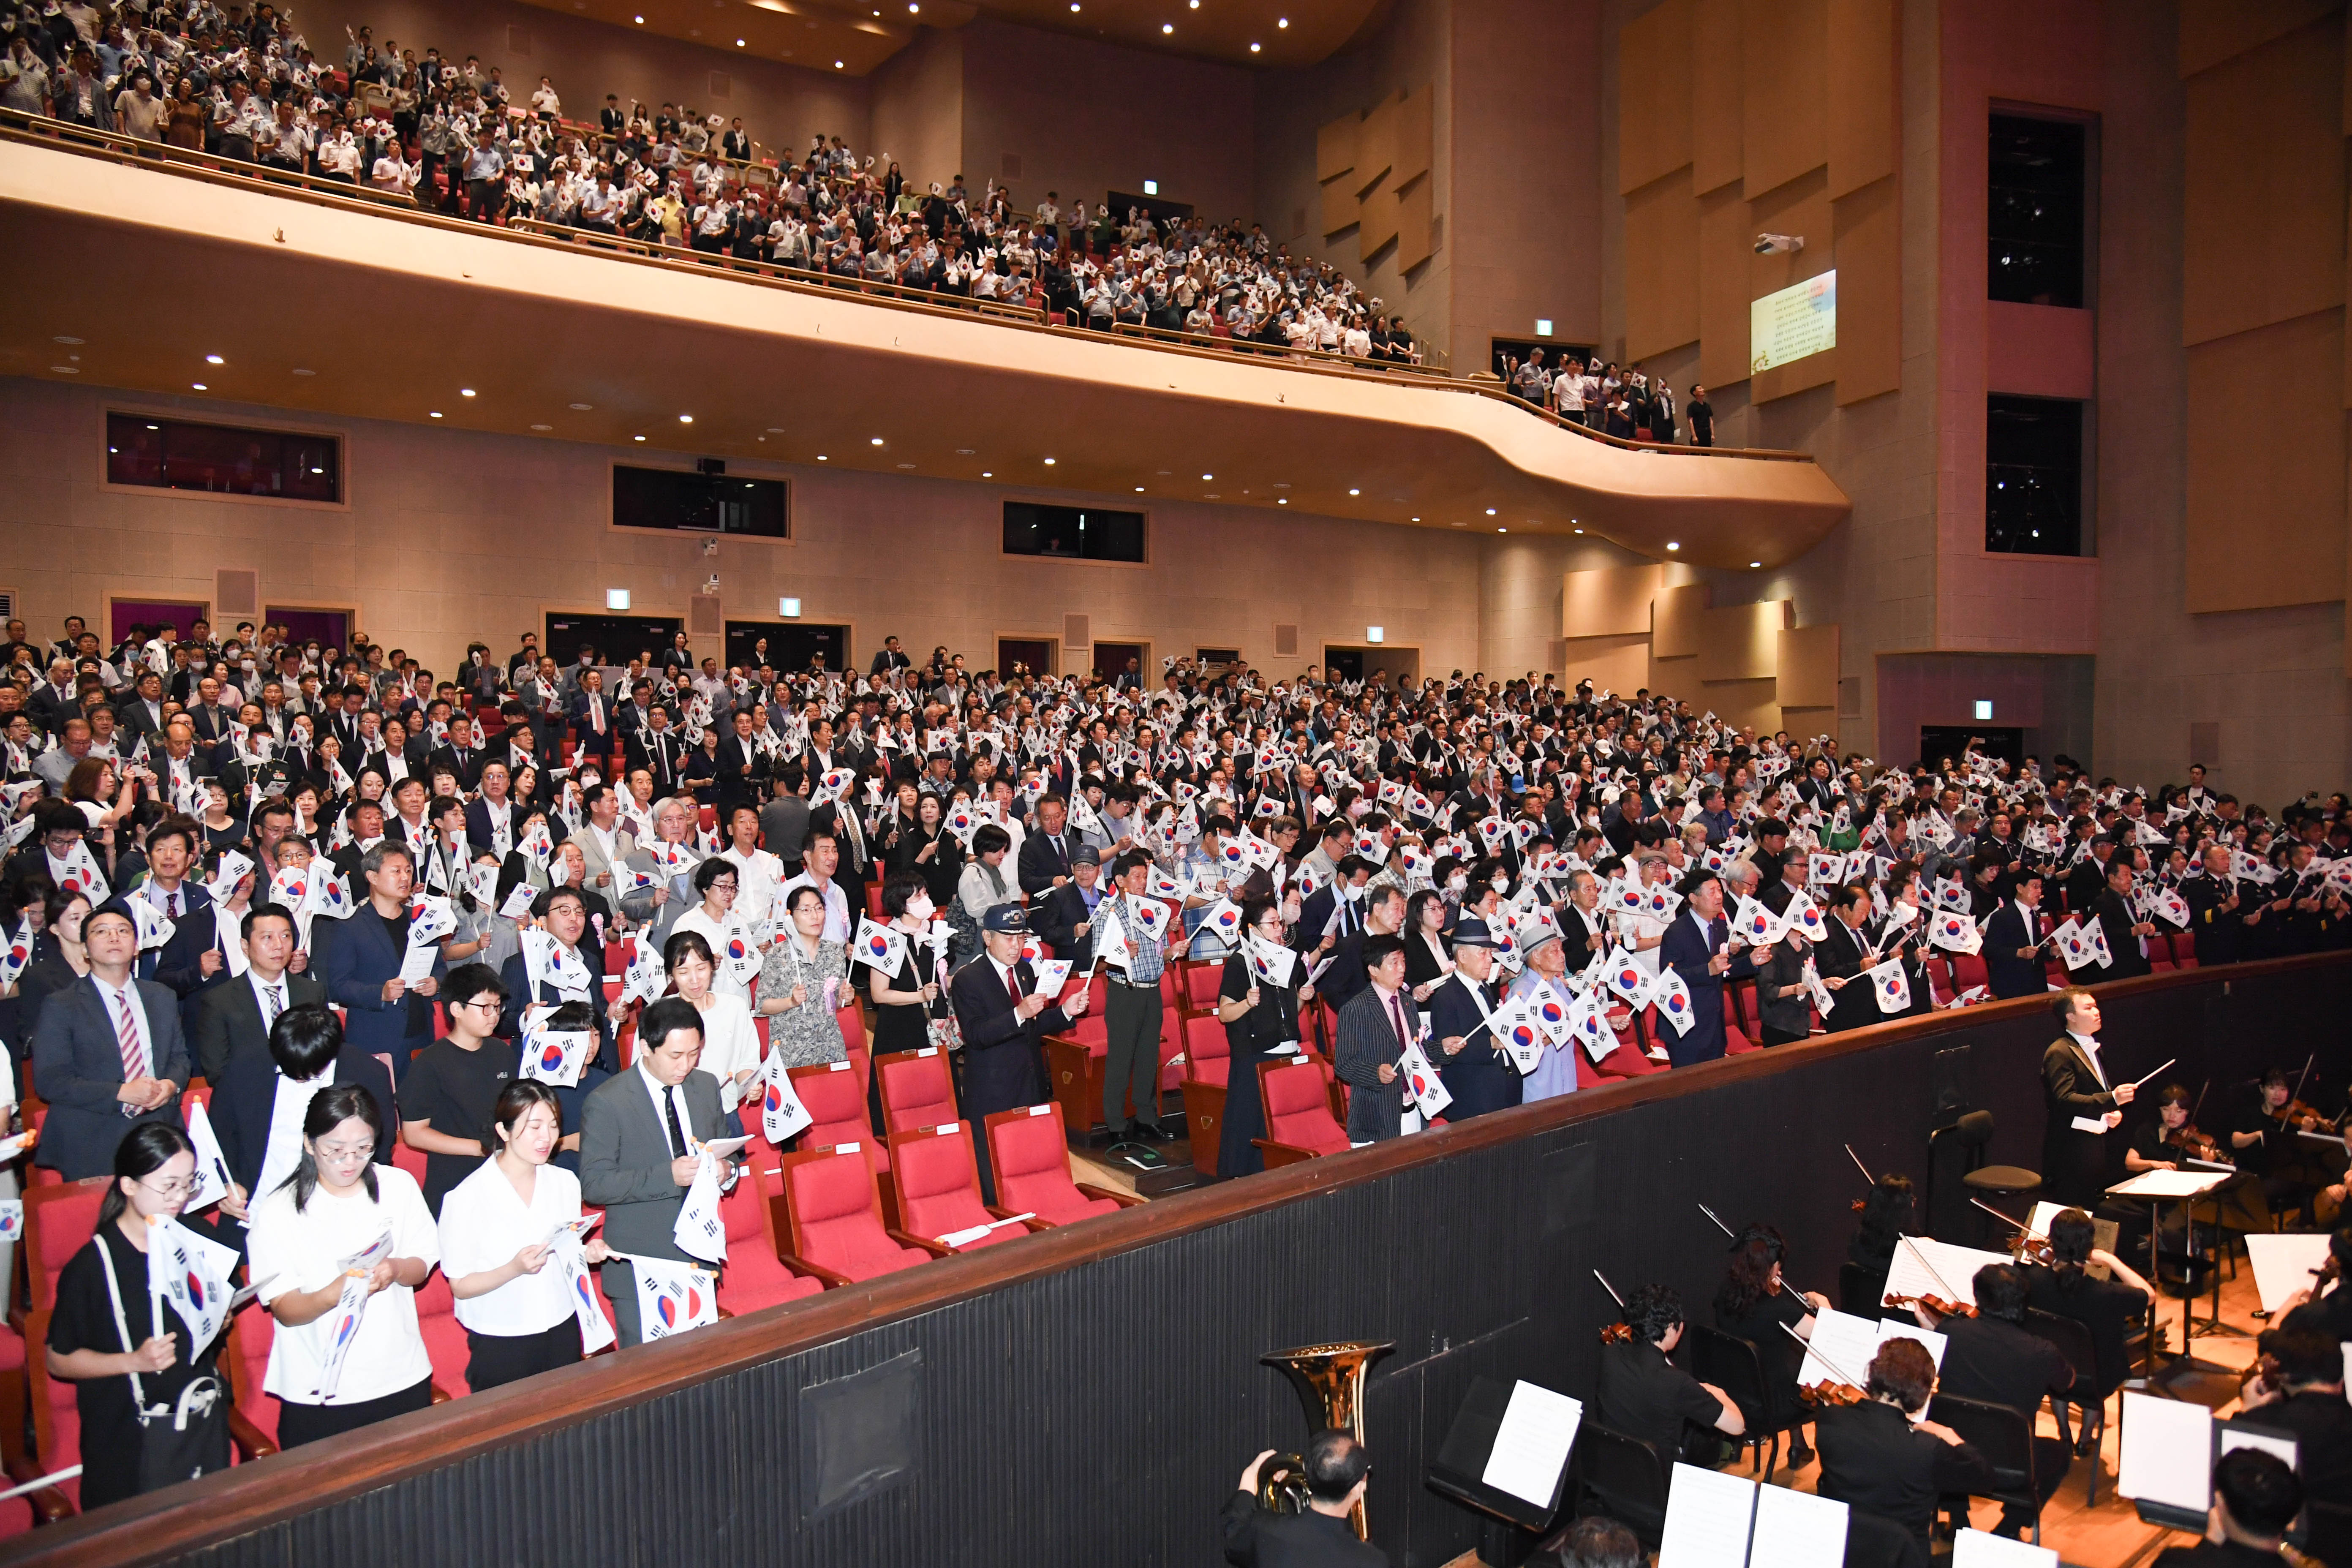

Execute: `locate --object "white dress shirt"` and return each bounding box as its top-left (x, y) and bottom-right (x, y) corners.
top-left (639, 1060), bottom-right (692, 1156)
top-left (249, 1164), bottom-right (441, 1404)
top-left (88, 974), bottom-right (151, 1080)
top-left (685, 992), bottom-right (760, 1111)
top-left (438, 1157), bottom-right (585, 1335)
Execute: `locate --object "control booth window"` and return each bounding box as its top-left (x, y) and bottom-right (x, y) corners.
top-left (1003, 501), bottom-right (1145, 563)
top-left (106, 413), bottom-right (341, 502)
top-left (612, 465), bottom-right (788, 538)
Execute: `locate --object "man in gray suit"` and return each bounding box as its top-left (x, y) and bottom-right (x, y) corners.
top-left (759, 763), bottom-right (811, 877)
top-left (1331, 933), bottom-right (1410, 1145)
top-left (570, 782), bottom-right (638, 904)
top-left (617, 797), bottom-right (704, 953)
top-left (30, 902), bottom-right (191, 1179)
top-left (580, 996), bottom-right (731, 1346)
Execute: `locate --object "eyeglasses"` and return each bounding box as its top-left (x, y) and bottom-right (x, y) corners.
top-left (140, 1176), bottom-right (196, 1198)
top-left (458, 996), bottom-right (502, 1013)
top-left (315, 1141), bottom-right (376, 1161)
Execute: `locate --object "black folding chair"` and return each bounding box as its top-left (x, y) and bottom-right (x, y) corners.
top-left (1842, 1511), bottom-right (1930, 1568)
top-left (1929, 1391), bottom-right (2047, 1545)
top-left (1570, 1422), bottom-right (1670, 1548)
top-left (2022, 1307), bottom-right (2106, 1497)
top-left (1838, 1260), bottom-right (1882, 1315)
top-left (1686, 1324), bottom-right (1808, 1481)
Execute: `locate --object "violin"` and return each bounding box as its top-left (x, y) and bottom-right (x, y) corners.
top-left (1883, 1292), bottom-right (1978, 1320)
top-left (2007, 1230), bottom-right (2056, 1267)
top-left (2162, 1122), bottom-right (2225, 1164)
top-left (2276, 1097), bottom-right (2340, 1134)
top-left (1798, 1380), bottom-right (1869, 1408)
top-left (1599, 1321), bottom-right (1634, 1345)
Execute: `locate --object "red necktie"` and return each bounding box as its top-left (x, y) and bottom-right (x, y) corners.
top-left (1006, 965), bottom-right (1021, 1007)
top-left (1388, 992), bottom-right (1410, 1052)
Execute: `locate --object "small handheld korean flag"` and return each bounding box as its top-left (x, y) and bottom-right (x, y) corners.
top-left (1865, 955), bottom-right (1911, 1013)
top-left (518, 818), bottom-right (554, 866)
top-left (147, 1215), bottom-right (241, 1353)
top-left (853, 916), bottom-right (908, 978)
top-left (58, 838), bottom-right (109, 902)
top-left (468, 860), bottom-right (504, 906)
top-left (1783, 891), bottom-right (1829, 942)
top-left (1490, 994), bottom-right (1548, 1075)
top-left (1198, 896), bottom-right (1245, 951)
top-left (1928, 910), bottom-right (1982, 955)
top-left (1568, 990), bottom-right (1615, 1063)
top-left (1651, 966), bottom-right (1698, 1037)
top-left (1606, 958), bottom-right (1654, 1008)
top-left (620, 942), bottom-right (669, 1007)
top-left (552, 1232), bottom-right (616, 1355)
top-left (1730, 895), bottom-right (1786, 948)
top-left (2053, 917), bottom-right (2097, 972)
top-left (672, 1152), bottom-right (727, 1265)
top-left (633, 1256), bottom-right (718, 1341)
top-left (2085, 916), bottom-right (2114, 969)
top-left (1029, 958), bottom-right (1074, 1000)
top-left (269, 862), bottom-right (311, 913)
top-left (1247, 935), bottom-right (1298, 989)
top-left (182, 1098), bottom-right (235, 1212)
top-left (0, 915), bottom-right (34, 991)
top-left (1092, 906), bottom-right (1133, 973)
top-left (520, 1016), bottom-right (592, 1088)
top-left (1525, 981), bottom-right (1573, 1047)
top-left (1808, 850), bottom-right (1845, 886)
top-left (760, 1052), bottom-right (814, 1143)
top-left (1398, 1038), bottom-right (1452, 1119)
top-left (207, 849), bottom-right (255, 905)
top-left (1127, 896), bottom-right (1173, 947)
top-left (2151, 887), bottom-right (2190, 928)
top-left (715, 928), bottom-right (760, 987)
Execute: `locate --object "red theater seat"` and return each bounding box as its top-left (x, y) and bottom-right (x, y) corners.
top-left (20, 1312), bottom-right (81, 1516)
top-left (1254, 1060), bottom-right (1351, 1167)
top-left (983, 1104), bottom-right (1143, 1227)
top-left (22, 1179), bottom-right (105, 1315)
top-left (885, 1122), bottom-right (1041, 1255)
top-left (875, 1048), bottom-right (958, 1134)
top-left (773, 1146), bottom-right (928, 1286)
top-left (716, 1170), bottom-right (823, 1314)
top-left (787, 1060), bottom-right (886, 1176)
top-left (1179, 1009), bottom-right (1233, 1176)
top-left (413, 1269), bottom-right (471, 1397)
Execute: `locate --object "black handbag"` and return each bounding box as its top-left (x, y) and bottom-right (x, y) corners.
top-left (97, 1236), bottom-right (231, 1493)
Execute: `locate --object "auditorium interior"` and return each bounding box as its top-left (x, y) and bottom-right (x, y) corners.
top-left (1, 0), bottom-right (2350, 1565)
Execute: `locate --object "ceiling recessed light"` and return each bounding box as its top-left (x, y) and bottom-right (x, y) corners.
top-left (1277, 498), bottom-right (1287, 504)
top-left (204, 354), bottom-right (224, 365)
top-left (1485, 508), bottom-right (1497, 515)
top-left (1665, 542), bottom-right (1680, 551)
top-left (1750, 561), bottom-right (1762, 568)
top-left (835, 59), bottom-right (844, 67)
top-left (981, 471), bottom-right (992, 476)
top-left (1497, 527), bottom-right (1507, 533)
top-left (571, 402), bottom-right (593, 411)
top-left (531, 423), bottom-right (553, 431)
top-left (1250, 41), bottom-right (1260, 50)
top-left (292, 368), bottom-right (315, 376)
top-left (679, 414), bottom-right (694, 424)
top-left (50, 364), bottom-right (78, 374)
top-left (736, 37), bottom-right (745, 44)
top-left (1348, 488), bottom-right (1360, 496)
top-left (634, 13), bottom-right (643, 20)
top-left (460, 388), bottom-right (476, 397)
top-left (769, 427), bottom-right (787, 433)
top-left (1043, 457), bottom-right (1057, 466)
top-left (1201, 472), bottom-right (1213, 480)
top-left (1278, 15), bottom-right (1289, 25)
top-left (817, 454), bottom-right (828, 460)
top-left (870, 436), bottom-right (885, 445)
top-left (634, 434), bottom-right (647, 441)
top-left (52, 335), bottom-right (82, 345)
top-left (1412, 516), bottom-right (1422, 522)
top-left (1136, 486), bottom-right (1146, 492)
top-left (1161, 21), bottom-right (1173, 32)
top-left (1573, 527), bottom-right (1584, 534)
top-left (956, 448), bottom-right (975, 455)
top-left (428, 409), bottom-right (441, 417)
top-left (897, 463), bottom-right (916, 469)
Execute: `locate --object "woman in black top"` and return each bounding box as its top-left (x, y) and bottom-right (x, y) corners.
top-left (45, 1123), bottom-right (230, 1509)
top-left (1846, 1173), bottom-right (1916, 1314)
top-left (14, 887), bottom-right (92, 1048)
top-left (2020, 1207), bottom-right (2155, 1405)
top-left (1714, 1224), bottom-right (1832, 1462)
top-left (1214, 896), bottom-right (1311, 1181)
top-left (1401, 889), bottom-right (1452, 997)
top-left (885, 792), bottom-right (960, 910)
top-left (867, 874), bottom-right (945, 1057)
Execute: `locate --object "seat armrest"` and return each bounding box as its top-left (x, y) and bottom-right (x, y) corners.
top-left (1073, 1182), bottom-right (1147, 1208)
top-left (1254, 1138), bottom-right (1325, 1168)
top-left (886, 1228), bottom-right (957, 1259)
top-left (227, 1407), bottom-right (279, 1460)
top-left (776, 1252), bottom-right (856, 1290)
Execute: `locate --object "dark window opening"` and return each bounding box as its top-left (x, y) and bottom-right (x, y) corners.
top-left (544, 612), bottom-right (684, 669)
top-left (1985, 395), bottom-right (2084, 555)
top-left (1003, 503), bottom-right (1145, 563)
top-left (726, 621), bottom-right (850, 673)
top-left (106, 413), bottom-right (341, 502)
top-left (612, 466), bottom-right (788, 537)
top-left (1988, 114), bottom-right (2085, 308)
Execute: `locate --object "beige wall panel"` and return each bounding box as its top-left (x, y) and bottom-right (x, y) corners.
top-left (1356, 90), bottom-right (1400, 195)
top-left (1695, 598), bottom-right (1791, 682)
top-left (1775, 623), bottom-right (1841, 709)
top-left (1322, 176), bottom-right (1361, 236)
top-left (1620, 0), bottom-right (1695, 195)
top-left (1780, 704), bottom-right (1836, 738)
top-left (1747, 169), bottom-right (1835, 402)
top-left (1394, 87), bottom-right (1433, 185)
top-left (1832, 172), bottom-right (1901, 403)
top-left (1559, 633), bottom-right (1655, 699)
top-left (1316, 112), bottom-right (1361, 183)
top-left (1653, 581), bottom-right (1713, 658)
top-left (1360, 183), bottom-right (1401, 259)
top-left (2178, 0), bottom-right (2341, 79)
top-left (1625, 167), bottom-right (1703, 362)
top-left (1562, 564), bottom-right (1664, 637)
top-left (1741, 0), bottom-right (1828, 199)
top-left (1825, 0), bottom-right (1898, 199)
top-left (1396, 175), bottom-right (1435, 272)
top-left (2185, 308), bottom-right (2348, 612)
top-left (1693, 0), bottom-right (1745, 194)
top-left (1699, 677), bottom-right (1782, 733)
top-left (2182, 18), bottom-right (2346, 347)
top-left (1698, 183), bottom-right (1754, 387)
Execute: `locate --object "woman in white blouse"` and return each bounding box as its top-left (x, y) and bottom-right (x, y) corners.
top-left (662, 930), bottom-right (760, 1124)
top-left (671, 857), bottom-right (760, 1006)
top-left (439, 1081), bottom-right (611, 1391)
top-left (247, 1081), bottom-right (441, 1448)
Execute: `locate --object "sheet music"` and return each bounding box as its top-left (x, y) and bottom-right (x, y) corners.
top-left (1658, 1463), bottom-right (1756, 1568)
top-left (2116, 1390), bottom-right (2211, 1511)
top-left (1881, 1236), bottom-right (2012, 1307)
top-left (2068, 1115), bottom-right (2110, 1136)
top-left (1873, 1317), bottom-right (1947, 1371)
top-left (1747, 1484), bottom-right (1847, 1568)
top-left (1951, 1527), bottom-right (2058, 1566)
top-left (1796, 1309), bottom-right (1880, 1388)
top-left (2107, 1168), bottom-right (2227, 1199)
top-left (2244, 1234), bottom-right (2333, 1316)
top-left (1479, 1380), bottom-right (1582, 1507)
top-left (2219, 1425), bottom-right (2297, 1470)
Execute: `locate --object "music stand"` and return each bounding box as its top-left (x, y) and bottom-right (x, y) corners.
top-left (1425, 1376), bottom-right (1573, 1567)
top-left (2105, 1168), bottom-right (2238, 1401)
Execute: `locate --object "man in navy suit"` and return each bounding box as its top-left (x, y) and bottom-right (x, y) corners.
top-left (29, 903), bottom-right (190, 1179)
top-left (127, 815), bottom-right (220, 1000)
top-left (211, 999), bottom-right (395, 1198)
top-left (316, 841), bottom-right (444, 1082)
top-left (498, 886), bottom-right (615, 1164)
top-left (1983, 871), bottom-right (2050, 999)
top-left (947, 903), bottom-right (1089, 1202)
top-left (1658, 868), bottom-right (1734, 1068)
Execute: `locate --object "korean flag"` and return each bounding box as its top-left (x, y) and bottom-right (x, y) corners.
top-left (854, 917), bottom-right (908, 978)
top-left (1865, 956), bottom-right (1911, 1013)
top-left (1651, 967), bottom-right (1697, 1037)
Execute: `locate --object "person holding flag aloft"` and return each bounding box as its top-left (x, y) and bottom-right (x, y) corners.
top-left (1426, 915), bottom-right (1518, 1119)
top-left (1212, 895), bottom-right (1315, 1178)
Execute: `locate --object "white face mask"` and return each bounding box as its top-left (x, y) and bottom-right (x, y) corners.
top-left (1446, 873), bottom-right (1468, 894)
top-left (1342, 881), bottom-right (1364, 902)
top-left (1347, 798), bottom-right (1372, 820)
top-left (906, 894), bottom-right (934, 921)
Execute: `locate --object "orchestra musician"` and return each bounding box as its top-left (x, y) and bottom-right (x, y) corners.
top-left (2125, 1084), bottom-right (2271, 1255)
top-left (1846, 1173), bottom-right (1917, 1316)
top-left (2040, 988), bottom-right (2134, 1210)
top-left (2222, 1067), bottom-right (2330, 1228)
top-left (1813, 1338), bottom-right (1995, 1559)
top-left (1908, 1264), bottom-right (2075, 1540)
top-left (2019, 1208), bottom-right (2155, 1418)
top-left (2148, 1448), bottom-right (2303, 1567)
top-left (2232, 1324), bottom-right (2352, 1505)
top-left (1594, 1283), bottom-right (1745, 1483)
top-left (1711, 1224), bottom-right (1832, 1467)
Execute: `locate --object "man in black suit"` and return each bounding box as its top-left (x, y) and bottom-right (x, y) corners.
top-left (2041, 987), bottom-right (2133, 1209)
top-left (2150, 1448), bottom-right (2305, 1567)
top-left (1983, 871), bottom-right (2050, 999)
top-left (1032, 845), bottom-right (1105, 967)
top-left (189, 906), bottom-right (329, 1080)
top-left (1917, 1264), bottom-right (2075, 1539)
top-left (1016, 794), bottom-right (1079, 896)
top-left (210, 997), bottom-right (395, 1198)
top-left (947, 903), bottom-right (1089, 1201)
top-left (429, 711), bottom-right (487, 792)
top-left (2063, 835), bottom-right (2115, 920)
top-left (2232, 1326), bottom-right (2351, 1508)
top-left (28, 903), bottom-right (190, 1179)
top-left (465, 762), bottom-right (524, 856)
top-left (625, 705), bottom-right (686, 798)
top-left (1814, 883), bottom-right (1881, 1033)
top-left (2088, 858), bottom-right (2154, 981)
top-left (712, 709), bottom-right (763, 820)
top-left (1221, 1435), bottom-right (1386, 1567)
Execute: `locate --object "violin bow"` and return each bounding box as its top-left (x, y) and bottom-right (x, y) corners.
top-left (1592, 1268), bottom-right (1627, 1311)
top-left (1968, 1196), bottom-right (2044, 1249)
top-left (1698, 1201), bottom-right (1815, 1301)
top-left (2276, 1053), bottom-right (2316, 1127)
top-left (1895, 1235), bottom-right (1964, 1304)
top-left (1846, 1144), bottom-right (1876, 1186)
top-left (1779, 1321), bottom-right (1865, 1391)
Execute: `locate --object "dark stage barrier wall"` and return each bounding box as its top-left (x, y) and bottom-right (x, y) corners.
top-left (12, 955), bottom-right (2349, 1568)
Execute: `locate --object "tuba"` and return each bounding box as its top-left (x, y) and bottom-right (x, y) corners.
top-left (1257, 1339), bottom-right (1394, 1540)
